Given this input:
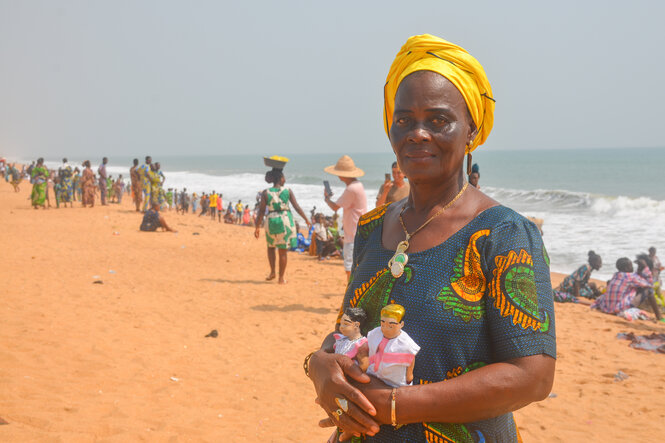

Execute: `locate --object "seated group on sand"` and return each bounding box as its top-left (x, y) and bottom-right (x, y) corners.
top-left (553, 248), bottom-right (664, 322)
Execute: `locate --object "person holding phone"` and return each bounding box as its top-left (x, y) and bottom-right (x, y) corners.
top-left (376, 161), bottom-right (410, 207)
top-left (323, 155), bottom-right (368, 280)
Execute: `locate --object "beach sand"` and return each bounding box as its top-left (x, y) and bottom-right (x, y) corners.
top-left (1, 184), bottom-right (664, 442)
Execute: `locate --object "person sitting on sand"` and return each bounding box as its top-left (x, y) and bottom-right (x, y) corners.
top-left (140, 202), bottom-right (177, 232)
top-left (591, 257), bottom-right (662, 321)
top-left (313, 213), bottom-right (336, 260)
top-left (553, 250), bottom-right (602, 302)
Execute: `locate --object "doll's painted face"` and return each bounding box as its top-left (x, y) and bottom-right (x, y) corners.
top-left (380, 316), bottom-right (404, 339)
top-left (339, 314), bottom-right (360, 338)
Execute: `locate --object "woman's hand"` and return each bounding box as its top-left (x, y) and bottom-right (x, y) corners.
top-left (254, 226), bottom-right (260, 239)
top-left (318, 374), bottom-right (393, 441)
top-left (309, 350), bottom-right (380, 439)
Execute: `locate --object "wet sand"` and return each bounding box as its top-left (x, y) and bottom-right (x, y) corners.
top-left (1, 184), bottom-right (663, 442)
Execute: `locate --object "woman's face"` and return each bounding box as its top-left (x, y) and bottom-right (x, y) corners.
top-left (389, 71), bottom-right (475, 185)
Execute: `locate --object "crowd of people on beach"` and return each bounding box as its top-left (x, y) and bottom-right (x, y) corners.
top-left (6, 156), bottom-right (259, 224)
top-left (7, 153), bottom-right (663, 324)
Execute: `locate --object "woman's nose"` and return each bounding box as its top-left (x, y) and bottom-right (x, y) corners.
top-left (407, 125), bottom-right (431, 143)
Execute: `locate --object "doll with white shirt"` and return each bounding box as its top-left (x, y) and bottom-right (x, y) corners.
top-left (357, 304), bottom-right (420, 387)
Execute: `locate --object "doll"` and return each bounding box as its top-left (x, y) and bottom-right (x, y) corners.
top-left (357, 304), bottom-right (420, 387)
top-left (333, 307), bottom-right (369, 366)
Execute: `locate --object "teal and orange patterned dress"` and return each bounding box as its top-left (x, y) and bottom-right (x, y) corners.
top-left (264, 186), bottom-right (297, 249)
top-left (336, 204), bottom-right (556, 442)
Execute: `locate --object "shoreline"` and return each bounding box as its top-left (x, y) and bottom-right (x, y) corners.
top-left (1, 183), bottom-right (663, 442)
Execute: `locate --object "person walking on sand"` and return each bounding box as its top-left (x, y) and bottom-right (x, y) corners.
top-left (97, 157), bottom-right (109, 205)
top-left (138, 156), bottom-right (152, 212)
top-left (376, 161), bottom-right (410, 207)
top-left (130, 158), bottom-right (142, 212)
top-left (323, 155), bottom-right (368, 280)
top-left (30, 158), bottom-right (49, 209)
top-left (217, 193), bottom-right (223, 222)
top-left (235, 200), bottom-right (244, 224)
top-left (80, 160), bottom-right (96, 208)
top-left (73, 167), bottom-right (81, 201)
top-left (59, 158), bottom-right (74, 208)
top-left (209, 191), bottom-right (218, 220)
top-left (254, 167), bottom-right (310, 284)
top-left (191, 191), bottom-right (198, 214)
top-left (114, 175), bottom-right (125, 204)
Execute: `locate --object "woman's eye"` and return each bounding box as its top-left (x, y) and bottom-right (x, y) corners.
top-left (396, 117), bottom-right (409, 125)
top-left (431, 117), bottom-right (447, 125)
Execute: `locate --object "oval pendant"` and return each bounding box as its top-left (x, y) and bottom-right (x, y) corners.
top-left (391, 261), bottom-right (404, 278)
top-left (388, 250), bottom-right (408, 278)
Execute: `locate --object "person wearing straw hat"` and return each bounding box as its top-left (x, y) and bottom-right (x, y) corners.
top-left (306, 35), bottom-right (555, 442)
top-left (324, 155), bottom-right (368, 280)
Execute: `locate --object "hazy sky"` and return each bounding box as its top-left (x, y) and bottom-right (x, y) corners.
top-left (1, 0), bottom-right (664, 158)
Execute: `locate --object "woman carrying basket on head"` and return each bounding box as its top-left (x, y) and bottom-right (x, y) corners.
top-left (254, 156), bottom-right (311, 284)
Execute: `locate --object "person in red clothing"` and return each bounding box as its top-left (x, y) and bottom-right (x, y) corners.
top-left (216, 193), bottom-right (223, 222)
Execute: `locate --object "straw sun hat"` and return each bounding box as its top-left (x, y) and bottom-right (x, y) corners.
top-left (323, 155), bottom-right (364, 178)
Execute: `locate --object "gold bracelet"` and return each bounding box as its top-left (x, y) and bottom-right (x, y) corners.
top-left (303, 351), bottom-right (316, 377)
top-left (391, 388), bottom-right (397, 427)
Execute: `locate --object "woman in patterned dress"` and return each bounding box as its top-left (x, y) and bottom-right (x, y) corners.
top-left (306, 35), bottom-right (556, 442)
top-left (30, 158), bottom-right (49, 209)
top-left (254, 168), bottom-right (310, 284)
top-left (80, 160), bottom-right (96, 208)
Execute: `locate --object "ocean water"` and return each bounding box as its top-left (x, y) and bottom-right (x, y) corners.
top-left (32, 147), bottom-right (665, 280)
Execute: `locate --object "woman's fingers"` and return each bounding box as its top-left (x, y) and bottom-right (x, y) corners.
top-left (338, 397), bottom-right (380, 435)
top-left (319, 417), bottom-right (335, 428)
top-left (341, 359), bottom-right (371, 384)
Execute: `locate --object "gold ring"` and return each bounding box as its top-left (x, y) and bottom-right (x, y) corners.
top-left (335, 397), bottom-right (349, 413)
top-left (332, 408), bottom-right (344, 419)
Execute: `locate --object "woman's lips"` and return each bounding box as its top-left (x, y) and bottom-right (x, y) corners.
top-left (405, 150), bottom-right (435, 159)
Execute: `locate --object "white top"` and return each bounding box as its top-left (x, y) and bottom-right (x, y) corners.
top-left (313, 222), bottom-right (328, 241)
top-left (366, 327), bottom-right (420, 388)
top-left (334, 180), bottom-right (367, 244)
top-left (333, 333), bottom-right (367, 359)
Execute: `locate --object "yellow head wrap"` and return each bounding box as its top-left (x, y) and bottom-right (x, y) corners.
top-left (384, 34), bottom-right (495, 152)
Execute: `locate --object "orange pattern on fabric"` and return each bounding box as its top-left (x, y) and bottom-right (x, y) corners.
top-left (349, 268), bottom-right (389, 307)
top-left (451, 229), bottom-right (489, 302)
top-left (489, 249), bottom-right (542, 330)
top-left (358, 203), bottom-right (390, 226)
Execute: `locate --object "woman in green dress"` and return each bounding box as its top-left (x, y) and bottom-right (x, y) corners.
top-left (254, 168), bottom-right (310, 284)
top-left (30, 158), bottom-right (49, 209)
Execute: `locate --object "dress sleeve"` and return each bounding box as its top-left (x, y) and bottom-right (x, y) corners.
top-left (481, 216), bottom-right (556, 361)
